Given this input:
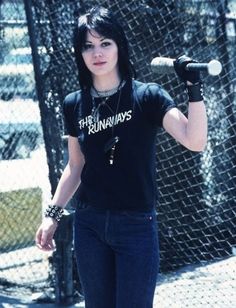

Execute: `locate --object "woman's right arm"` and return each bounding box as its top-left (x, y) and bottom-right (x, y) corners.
top-left (51, 136), bottom-right (85, 206)
top-left (35, 136), bottom-right (85, 251)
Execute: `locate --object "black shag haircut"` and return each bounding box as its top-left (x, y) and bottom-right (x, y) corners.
top-left (73, 6), bottom-right (136, 90)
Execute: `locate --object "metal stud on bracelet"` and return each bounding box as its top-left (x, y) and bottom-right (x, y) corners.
top-left (44, 205), bottom-right (64, 222)
top-left (187, 83), bottom-right (204, 102)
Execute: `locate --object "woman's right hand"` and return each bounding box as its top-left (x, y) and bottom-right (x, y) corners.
top-left (35, 217), bottom-right (58, 251)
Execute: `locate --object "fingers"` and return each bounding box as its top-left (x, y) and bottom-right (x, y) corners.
top-left (35, 228), bottom-right (42, 247)
top-left (41, 229), bottom-right (48, 246)
top-left (36, 240), bottom-right (56, 251)
top-left (36, 237), bottom-right (56, 251)
top-left (35, 227), bottom-right (56, 252)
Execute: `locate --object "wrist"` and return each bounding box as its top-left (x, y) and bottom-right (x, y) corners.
top-left (44, 204), bottom-right (64, 222)
top-left (186, 82), bottom-right (203, 102)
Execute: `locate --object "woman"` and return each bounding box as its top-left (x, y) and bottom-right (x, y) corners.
top-left (36, 6), bottom-right (207, 308)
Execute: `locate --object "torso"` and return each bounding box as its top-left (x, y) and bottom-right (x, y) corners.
top-left (63, 79), bottom-right (176, 211)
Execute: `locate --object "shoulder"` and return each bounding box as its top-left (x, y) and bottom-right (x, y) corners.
top-left (132, 79), bottom-right (172, 101)
top-left (131, 80), bottom-right (176, 126)
top-left (64, 90), bottom-right (82, 106)
top-left (63, 90), bottom-right (83, 115)
top-left (132, 79), bottom-right (157, 92)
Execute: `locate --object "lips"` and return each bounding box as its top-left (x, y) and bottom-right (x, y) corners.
top-left (93, 62), bottom-right (106, 66)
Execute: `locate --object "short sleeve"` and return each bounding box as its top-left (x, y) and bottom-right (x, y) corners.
top-left (142, 83), bottom-right (177, 127)
top-left (63, 91), bottom-right (81, 137)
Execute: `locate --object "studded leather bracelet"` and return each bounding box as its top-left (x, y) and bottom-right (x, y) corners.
top-left (44, 204), bottom-right (64, 222)
top-left (187, 83), bottom-right (204, 102)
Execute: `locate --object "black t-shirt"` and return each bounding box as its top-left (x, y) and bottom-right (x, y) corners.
top-left (63, 79), bottom-right (176, 211)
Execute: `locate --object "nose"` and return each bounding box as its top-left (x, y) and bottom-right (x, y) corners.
top-left (93, 46), bottom-right (103, 58)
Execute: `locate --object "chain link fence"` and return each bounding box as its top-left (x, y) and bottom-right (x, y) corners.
top-left (0, 0), bottom-right (236, 307)
top-left (0, 0), bottom-right (51, 297)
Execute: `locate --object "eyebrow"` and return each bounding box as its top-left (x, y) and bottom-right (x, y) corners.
top-left (85, 37), bottom-right (109, 43)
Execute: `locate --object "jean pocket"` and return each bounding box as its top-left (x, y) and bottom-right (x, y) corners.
top-left (76, 203), bottom-right (92, 213)
top-left (122, 210), bottom-right (156, 222)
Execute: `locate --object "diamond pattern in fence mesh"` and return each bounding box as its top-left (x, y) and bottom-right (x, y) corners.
top-left (0, 0), bottom-right (235, 306)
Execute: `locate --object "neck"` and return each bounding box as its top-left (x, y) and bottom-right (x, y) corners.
top-left (92, 74), bottom-right (122, 92)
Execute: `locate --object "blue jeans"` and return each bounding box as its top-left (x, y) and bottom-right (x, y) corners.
top-left (74, 205), bottom-right (159, 308)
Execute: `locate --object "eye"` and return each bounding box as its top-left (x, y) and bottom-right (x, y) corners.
top-left (101, 41), bottom-right (111, 47)
top-left (82, 43), bottom-right (93, 51)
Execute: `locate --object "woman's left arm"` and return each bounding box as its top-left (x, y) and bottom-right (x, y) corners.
top-left (163, 101), bottom-right (207, 152)
top-left (163, 54), bottom-right (208, 152)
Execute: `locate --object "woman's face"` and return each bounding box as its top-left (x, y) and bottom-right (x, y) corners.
top-left (81, 30), bottom-right (119, 81)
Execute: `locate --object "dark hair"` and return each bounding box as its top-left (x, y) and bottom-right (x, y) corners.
top-left (73, 6), bottom-right (136, 90)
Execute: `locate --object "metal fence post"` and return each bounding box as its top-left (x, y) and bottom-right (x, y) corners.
top-left (53, 135), bottom-right (83, 305)
top-left (54, 214), bottom-right (74, 305)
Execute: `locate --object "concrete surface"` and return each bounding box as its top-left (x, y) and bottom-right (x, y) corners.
top-left (1, 257), bottom-right (236, 308)
top-left (0, 293), bottom-right (85, 307)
